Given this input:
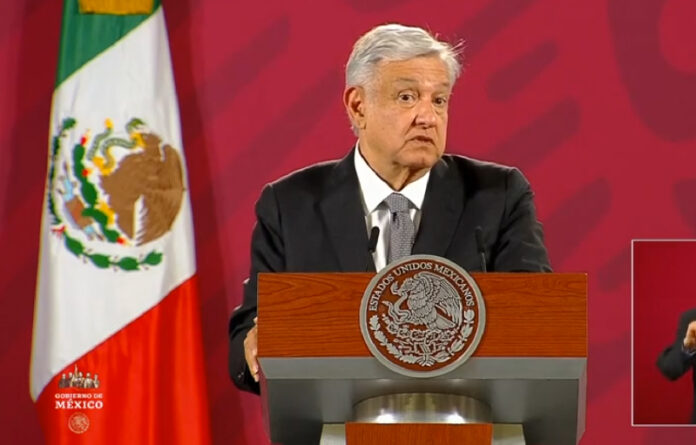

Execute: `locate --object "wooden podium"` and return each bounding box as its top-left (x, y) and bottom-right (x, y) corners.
top-left (257, 272), bottom-right (587, 445)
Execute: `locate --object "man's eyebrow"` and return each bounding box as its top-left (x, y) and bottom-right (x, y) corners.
top-left (392, 78), bottom-right (451, 88)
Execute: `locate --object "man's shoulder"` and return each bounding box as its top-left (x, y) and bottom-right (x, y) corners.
top-left (266, 158), bottom-right (344, 196)
top-left (442, 154), bottom-right (518, 174)
top-left (440, 154), bottom-right (524, 186)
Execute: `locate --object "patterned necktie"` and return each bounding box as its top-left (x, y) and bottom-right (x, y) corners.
top-left (384, 193), bottom-right (415, 264)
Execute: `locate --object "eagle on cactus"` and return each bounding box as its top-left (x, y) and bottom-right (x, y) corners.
top-left (48, 117), bottom-right (184, 271)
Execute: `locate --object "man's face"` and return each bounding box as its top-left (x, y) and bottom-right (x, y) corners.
top-left (351, 55), bottom-right (452, 176)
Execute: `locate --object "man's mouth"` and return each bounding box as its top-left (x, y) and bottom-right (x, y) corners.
top-left (409, 136), bottom-right (434, 143)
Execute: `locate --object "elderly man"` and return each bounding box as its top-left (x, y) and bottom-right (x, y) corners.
top-left (228, 24), bottom-right (551, 393)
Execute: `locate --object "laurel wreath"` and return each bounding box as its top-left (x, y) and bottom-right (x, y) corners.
top-left (370, 309), bottom-right (476, 367)
top-left (48, 117), bottom-right (163, 271)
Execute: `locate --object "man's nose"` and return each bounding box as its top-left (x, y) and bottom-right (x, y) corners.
top-left (413, 99), bottom-right (438, 127)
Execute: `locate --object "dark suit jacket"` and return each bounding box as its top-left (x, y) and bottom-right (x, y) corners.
top-left (228, 150), bottom-right (551, 393)
top-left (656, 308), bottom-right (696, 423)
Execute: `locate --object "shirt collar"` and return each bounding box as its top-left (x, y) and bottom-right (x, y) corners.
top-left (353, 143), bottom-right (430, 214)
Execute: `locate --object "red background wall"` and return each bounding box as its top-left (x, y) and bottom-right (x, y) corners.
top-left (634, 241), bottom-right (696, 425)
top-left (2, 0), bottom-right (696, 443)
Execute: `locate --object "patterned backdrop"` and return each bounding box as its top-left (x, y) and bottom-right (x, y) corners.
top-left (2, 0), bottom-right (696, 443)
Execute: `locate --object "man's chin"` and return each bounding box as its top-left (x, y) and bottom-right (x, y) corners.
top-left (400, 150), bottom-right (442, 170)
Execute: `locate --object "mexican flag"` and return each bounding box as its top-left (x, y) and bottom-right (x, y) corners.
top-left (30, 1), bottom-right (211, 443)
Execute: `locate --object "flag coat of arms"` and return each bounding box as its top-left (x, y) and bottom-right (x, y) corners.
top-left (30, 1), bottom-right (211, 442)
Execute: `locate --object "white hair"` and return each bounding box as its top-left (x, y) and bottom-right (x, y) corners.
top-left (345, 23), bottom-right (463, 89)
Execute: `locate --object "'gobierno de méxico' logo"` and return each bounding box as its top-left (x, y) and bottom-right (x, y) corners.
top-left (359, 255), bottom-right (486, 377)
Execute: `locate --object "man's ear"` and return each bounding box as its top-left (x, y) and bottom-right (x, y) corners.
top-left (343, 86), bottom-right (367, 130)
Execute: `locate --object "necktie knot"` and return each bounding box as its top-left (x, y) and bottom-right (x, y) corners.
top-left (384, 193), bottom-right (411, 214)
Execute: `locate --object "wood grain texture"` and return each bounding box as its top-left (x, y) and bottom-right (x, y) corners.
top-left (345, 422), bottom-right (493, 445)
top-left (257, 273), bottom-right (587, 358)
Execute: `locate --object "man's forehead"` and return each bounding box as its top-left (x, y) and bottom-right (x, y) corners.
top-left (375, 57), bottom-right (451, 87)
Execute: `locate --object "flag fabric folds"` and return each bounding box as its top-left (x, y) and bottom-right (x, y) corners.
top-left (30, 1), bottom-right (211, 442)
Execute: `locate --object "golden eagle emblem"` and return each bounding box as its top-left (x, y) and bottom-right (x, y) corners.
top-left (47, 117), bottom-right (185, 271)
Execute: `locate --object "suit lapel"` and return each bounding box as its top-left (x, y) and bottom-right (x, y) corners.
top-left (412, 157), bottom-right (464, 257)
top-left (319, 151), bottom-right (375, 272)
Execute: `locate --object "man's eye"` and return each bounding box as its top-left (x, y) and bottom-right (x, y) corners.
top-left (434, 97), bottom-right (448, 107)
top-left (398, 93), bottom-right (416, 103)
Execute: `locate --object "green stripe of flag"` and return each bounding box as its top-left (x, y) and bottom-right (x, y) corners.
top-left (56, 0), bottom-right (162, 87)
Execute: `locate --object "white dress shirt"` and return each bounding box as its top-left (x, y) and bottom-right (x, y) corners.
top-left (353, 144), bottom-right (430, 271)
